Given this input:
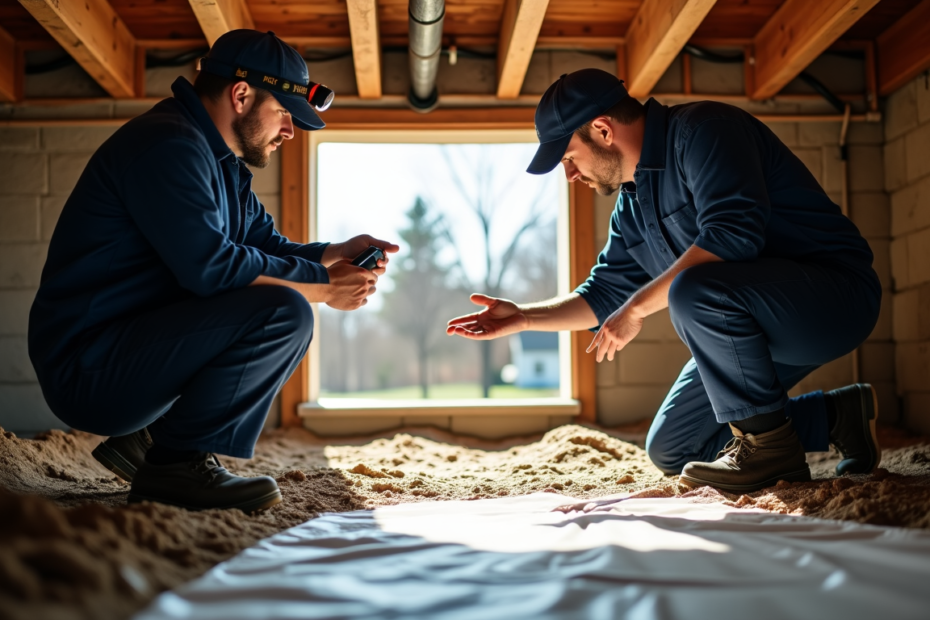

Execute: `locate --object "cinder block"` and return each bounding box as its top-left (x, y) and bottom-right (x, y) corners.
top-left (884, 80), bottom-right (918, 141)
top-left (0, 384), bottom-right (63, 434)
top-left (904, 121), bottom-right (930, 184)
top-left (638, 307), bottom-right (682, 342)
top-left (890, 237), bottom-right (909, 290)
top-left (48, 153), bottom-right (91, 194)
top-left (902, 391), bottom-right (930, 435)
top-left (249, 151), bottom-right (280, 194)
top-left (255, 194), bottom-right (280, 225)
top-left (0, 195), bottom-right (39, 241)
top-left (917, 77), bottom-right (930, 125)
top-left (895, 341), bottom-right (930, 393)
top-left (893, 289), bottom-right (920, 342)
top-left (868, 291), bottom-right (892, 341)
top-left (871, 381), bottom-right (900, 425)
top-left (0, 244), bottom-right (48, 289)
top-left (450, 414), bottom-right (550, 439)
top-left (690, 55), bottom-right (743, 94)
top-left (883, 136), bottom-right (907, 192)
top-left (620, 341), bottom-right (692, 385)
top-left (869, 239), bottom-right (891, 290)
top-left (520, 51), bottom-right (551, 95)
top-left (821, 145), bottom-right (843, 193)
top-left (798, 122), bottom-right (840, 147)
top-left (891, 175), bottom-right (930, 237)
top-left (436, 55), bottom-right (495, 95)
top-left (303, 415), bottom-right (401, 437)
top-left (594, 192), bottom-right (614, 242)
top-left (846, 122), bottom-right (883, 145)
top-left (40, 195), bottom-right (67, 241)
top-left (766, 122), bottom-right (797, 147)
top-left (0, 128), bottom-right (39, 151)
top-left (793, 148), bottom-right (822, 184)
top-left (0, 335), bottom-right (36, 382)
top-left (849, 191), bottom-right (890, 239)
top-left (859, 341), bottom-right (895, 383)
top-left (0, 290), bottom-right (36, 335)
top-left (596, 385), bottom-right (668, 426)
top-left (0, 153), bottom-right (47, 194)
top-left (596, 357), bottom-right (618, 387)
top-left (848, 145), bottom-right (885, 192)
top-left (41, 126), bottom-right (116, 152)
top-left (907, 227), bottom-right (930, 285)
top-left (402, 415), bottom-right (451, 429)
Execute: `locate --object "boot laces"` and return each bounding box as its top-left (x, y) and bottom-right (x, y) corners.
top-left (191, 454), bottom-right (224, 481)
top-left (717, 436), bottom-right (757, 464)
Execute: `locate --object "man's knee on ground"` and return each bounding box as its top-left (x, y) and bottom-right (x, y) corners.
top-left (645, 433), bottom-right (690, 475)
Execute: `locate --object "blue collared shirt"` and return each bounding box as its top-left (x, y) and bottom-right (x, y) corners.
top-left (575, 98), bottom-right (875, 327)
top-left (30, 77), bottom-right (328, 370)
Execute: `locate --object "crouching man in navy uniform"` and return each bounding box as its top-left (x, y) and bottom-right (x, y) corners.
top-left (447, 69), bottom-right (881, 492)
top-left (29, 30), bottom-right (398, 512)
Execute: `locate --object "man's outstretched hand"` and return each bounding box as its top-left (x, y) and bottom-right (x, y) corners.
top-left (446, 294), bottom-right (528, 340)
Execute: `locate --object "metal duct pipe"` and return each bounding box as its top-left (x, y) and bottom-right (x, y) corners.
top-left (408, 0), bottom-right (444, 112)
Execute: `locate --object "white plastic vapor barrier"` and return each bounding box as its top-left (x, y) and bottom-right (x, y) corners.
top-left (136, 494), bottom-right (930, 620)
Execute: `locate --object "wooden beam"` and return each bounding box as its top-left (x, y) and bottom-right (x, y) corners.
top-left (0, 26), bottom-right (20, 103)
top-left (568, 181), bottom-right (597, 424)
top-left (751, 0), bottom-right (880, 100)
top-left (18, 0), bottom-right (137, 98)
top-left (497, 0), bottom-right (550, 99)
top-left (188, 0), bottom-right (254, 47)
top-left (346, 0), bottom-right (382, 99)
top-left (624, 0), bottom-right (717, 98)
top-left (876, 0), bottom-right (930, 96)
top-left (280, 130), bottom-right (311, 428)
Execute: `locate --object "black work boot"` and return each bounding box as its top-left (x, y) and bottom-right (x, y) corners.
top-left (91, 427), bottom-right (153, 481)
top-left (128, 453), bottom-right (282, 513)
top-left (826, 383), bottom-right (881, 476)
top-left (679, 421), bottom-right (811, 493)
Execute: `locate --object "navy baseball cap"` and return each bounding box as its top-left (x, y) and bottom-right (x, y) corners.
top-left (199, 29), bottom-right (326, 131)
top-left (527, 69), bottom-right (629, 174)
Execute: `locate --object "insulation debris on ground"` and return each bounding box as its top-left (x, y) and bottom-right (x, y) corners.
top-left (1, 423), bottom-right (929, 620)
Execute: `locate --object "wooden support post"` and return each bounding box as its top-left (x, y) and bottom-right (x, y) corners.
top-left (751, 0), bottom-right (880, 100)
top-left (18, 0), bottom-right (137, 99)
top-left (0, 26), bottom-right (20, 103)
top-left (188, 0), bottom-right (255, 47)
top-left (876, 0), bottom-right (930, 96)
top-left (569, 181), bottom-right (597, 424)
top-left (624, 0), bottom-right (717, 98)
top-left (682, 51), bottom-right (692, 95)
top-left (346, 0), bottom-right (382, 99)
top-left (616, 43), bottom-right (628, 82)
top-left (497, 0), bottom-right (550, 99)
top-left (279, 131), bottom-right (311, 428)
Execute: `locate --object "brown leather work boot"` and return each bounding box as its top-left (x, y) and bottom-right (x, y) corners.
top-left (679, 421), bottom-right (811, 493)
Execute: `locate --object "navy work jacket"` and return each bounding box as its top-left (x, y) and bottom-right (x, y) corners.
top-left (29, 77), bottom-right (328, 374)
top-left (575, 98), bottom-right (875, 327)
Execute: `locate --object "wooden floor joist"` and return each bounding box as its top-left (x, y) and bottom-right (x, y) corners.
top-left (188, 0), bottom-right (255, 47)
top-left (0, 26), bottom-right (18, 103)
top-left (18, 0), bottom-right (137, 99)
top-left (751, 0), bottom-right (881, 100)
top-left (876, 0), bottom-right (930, 96)
top-left (624, 0), bottom-right (717, 98)
top-left (346, 0), bottom-right (383, 99)
top-left (496, 0), bottom-right (550, 99)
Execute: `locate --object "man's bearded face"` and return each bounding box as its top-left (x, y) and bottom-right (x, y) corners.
top-left (233, 98), bottom-right (284, 168)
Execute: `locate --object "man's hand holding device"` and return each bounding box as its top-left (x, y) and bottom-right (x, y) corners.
top-left (323, 239), bottom-right (399, 311)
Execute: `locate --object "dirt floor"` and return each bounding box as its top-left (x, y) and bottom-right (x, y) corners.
top-left (1, 422), bottom-right (929, 620)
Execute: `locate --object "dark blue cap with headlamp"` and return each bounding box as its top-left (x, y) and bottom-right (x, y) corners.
top-left (198, 29), bottom-right (333, 131)
top-left (527, 68), bottom-right (629, 175)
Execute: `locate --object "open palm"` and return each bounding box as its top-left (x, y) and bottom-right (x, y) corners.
top-left (446, 294), bottom-right (527, 340)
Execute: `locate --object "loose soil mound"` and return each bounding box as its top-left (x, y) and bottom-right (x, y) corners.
top-left (1, 423), bottom-right (928, 620)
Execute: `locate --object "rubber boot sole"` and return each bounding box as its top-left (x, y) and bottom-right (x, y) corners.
top-left (836, 384), bottom-right (881, 476)
top-left (126, 489), bottom-right (283, 514)
top-left (678, 467), bottom-right (812, 493)
top-left (92, 441), bottom-right (138, 482)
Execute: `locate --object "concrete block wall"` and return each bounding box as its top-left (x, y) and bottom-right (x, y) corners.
top-left (884, 75), bottom-right (930, 434)
top-left (0, 122), bottom-right (281, 435)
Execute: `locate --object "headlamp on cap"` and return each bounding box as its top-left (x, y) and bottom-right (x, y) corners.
top-left (200, 57), bottom-right (335, 112)
top-left (307, 82), bottom-right (334, 112)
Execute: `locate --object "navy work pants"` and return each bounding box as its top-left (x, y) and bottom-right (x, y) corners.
top-left (645, 258), bottom-right (881, 474)
top-left (45, 286), bottom-right (313, 458)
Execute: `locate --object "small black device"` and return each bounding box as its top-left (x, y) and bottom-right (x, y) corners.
top-left (350, 246), bottom-right (384, 271)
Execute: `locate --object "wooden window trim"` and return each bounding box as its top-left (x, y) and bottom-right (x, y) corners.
top-left (278, 108), bottom-right (598, 426)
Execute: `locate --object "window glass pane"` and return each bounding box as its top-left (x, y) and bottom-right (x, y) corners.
top-left (316, 142), bottom-right (564, 400)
